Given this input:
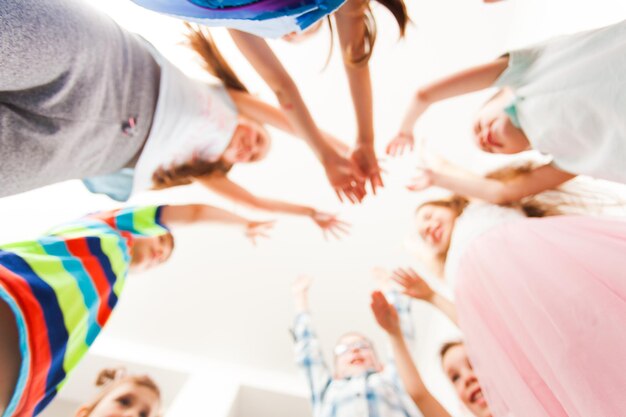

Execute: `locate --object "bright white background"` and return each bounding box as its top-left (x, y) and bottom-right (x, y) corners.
top-left (2, 0), bottom-right (625, 415)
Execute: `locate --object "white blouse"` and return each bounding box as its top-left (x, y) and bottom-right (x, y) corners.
top-left (494, 20), bottom-right (626, 183)
top-left (133, 41), bottom-right (239, 194)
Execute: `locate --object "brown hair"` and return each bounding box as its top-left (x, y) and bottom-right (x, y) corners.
top-left (77, 368), bottom-right (161, 416)
top-left (185, 23), bottom-right (248, 93)
top-left (331, 0), bottom-right (408, 66)
top-left (149, 24), bottom-right (247, 191)
top-left (440, 340), bottom-right (464, 361)
top-left (151, 158), bottom-right (232, 190)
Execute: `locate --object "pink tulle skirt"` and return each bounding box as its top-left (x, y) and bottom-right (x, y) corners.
top-left (455, 215), bottom-right (626, 417)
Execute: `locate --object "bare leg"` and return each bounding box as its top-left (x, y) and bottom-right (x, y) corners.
top-left (0, 298), bottom-right (21, 415)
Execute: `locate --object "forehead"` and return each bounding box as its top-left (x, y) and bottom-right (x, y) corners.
top-left (337, 333), bottom-right (368, 346)
top-left (442, 344), bottom-right (468, 370)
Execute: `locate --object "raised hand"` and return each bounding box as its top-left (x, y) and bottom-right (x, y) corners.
top-left (292, 275), bottom-right (313, 312)
top-left (386, 132), bottom-right (415, 157)
top-left (350, 144), bottom-right (384, 195)
top-left (407, 168), bottom-right (435, 192)
top-left (323, 151), bottom-right (367, 204)
top-left (370, 291), bottom-right (401, 336)
top-left (246, 220), bottom-right (275, 245)
top-left (311, 211), bottom-right (351, 240)
top-left (392, 268), bottom-right (435, 302)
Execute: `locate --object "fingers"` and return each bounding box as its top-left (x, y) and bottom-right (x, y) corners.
top-left (370, 172), bottom-right (384, 195)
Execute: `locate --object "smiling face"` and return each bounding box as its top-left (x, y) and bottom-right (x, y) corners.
top-left (221, 118), bottom-right (271, 165)
top-left (334, 333), bottom-right (382, 379)
top-left (129, 233), bottom-right (174, 272)
top-left (76, 382), bottom-right (160, 417)
top-left (414, 204), bottom-right (457, 256)
top-left (472, 88), bottom-right (530, 155)
top-left (442, 344), bottom-right (492, 417)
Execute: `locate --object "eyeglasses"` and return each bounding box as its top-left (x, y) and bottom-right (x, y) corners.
top-left (333, 340), bottom-right (372, 356)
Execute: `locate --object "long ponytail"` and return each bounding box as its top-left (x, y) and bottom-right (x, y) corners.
top-left (184, 23), bottom-right (248, 93)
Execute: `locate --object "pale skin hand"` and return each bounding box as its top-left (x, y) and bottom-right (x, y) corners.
top-left (407, 168), bottom-right (435, 192)
top-left (292, 275), bottom-right (313, 313)
top-left (311, 212), bottom-right (351, 240)
top-left (393, 268), bottom-right (458, 324)
top-left (227, 30), bottom-right (366, 203)
top-left (246, 220), bottom-right (275, 245)
top-left (390, 56), bottom-right (510, 155)
top-left (370, 291), bottom-right (453, 417)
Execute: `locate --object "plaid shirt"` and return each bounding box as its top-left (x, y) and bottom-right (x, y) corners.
top-left (293, 292), bottom-right (423, 417)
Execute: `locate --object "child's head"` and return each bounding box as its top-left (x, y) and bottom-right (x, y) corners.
top-left (441, 342), bottom-right (491, 417)
top-left (472, 88), bottom-right (530, 155)
top-left (333, 332), bottom-right (382, 379)
top-left (75, 368), bottom-right (161, 417)
top-left (129, 233), bottom-right (174, 272)
top-left (414, 196), bottom-right (469, 257)
top-left (220, 117), bottom-right (272, 164)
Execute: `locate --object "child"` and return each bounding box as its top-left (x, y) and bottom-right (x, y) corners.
top-left (0, 0), bottom-right (358, 206)
top-left (131, 0), bottom-right (412, 199)
top-left (388, 20), bottom-right (626, 196)
top-left (370, 290), bottom-right (454, 417)
top-left (291, 276), bottom-right (423, 417)
top-left (83, 26), bottom-right (349, 239)
top-left (74, 368), bottom-right (161, 417)
top-left (0, 203), bottom-right (271, 417)
top-left (393, 192), bottom-right (626, 416)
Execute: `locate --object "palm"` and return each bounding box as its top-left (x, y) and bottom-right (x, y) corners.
top-left (386, 133), bottom-right (414, 157)
top-left (392, 268), bottom-right (434, 301)
top-left (407, 169), bottom-right (434, 192)
top-left (324, 153), bottom-right (366, 204)
top-left (351, 145), bottom-right (383, 194)
top-left (246, 220), bottom-right (274, 245)
top-left (371, 291), bottom-right (401, 335)
top-left (312, 212), bottom-right (350, 240)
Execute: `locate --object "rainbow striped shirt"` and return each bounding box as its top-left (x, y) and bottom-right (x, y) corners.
top-left (0, 206), bottom-right (169, 417)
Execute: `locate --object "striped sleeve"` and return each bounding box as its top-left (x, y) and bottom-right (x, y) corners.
top-left (292, 313), bottom-right (332, 415)
top-left (86, 205), bottom-right (170, 237)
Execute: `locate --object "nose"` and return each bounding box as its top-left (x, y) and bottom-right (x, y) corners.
top-left (462, 369), bottom-right (478, 388)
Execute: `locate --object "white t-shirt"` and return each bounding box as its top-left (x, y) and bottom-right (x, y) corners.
top-left (494, 20), bottom-right (626, 183)
top-left (133, 41), bottom-right (239, 194)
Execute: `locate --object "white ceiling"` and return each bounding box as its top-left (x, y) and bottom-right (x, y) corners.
top-left (3, 0), bottom-right (626, 415)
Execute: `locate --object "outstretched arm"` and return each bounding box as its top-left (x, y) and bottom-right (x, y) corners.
top-left (408, 164), bottom-right (575, 205)
top-left (291, 277), bottom-right (333, 413)
top-left (160, 204), bottom-right (274, 244)
top-left (228, 30), bottom-right (365, 202)
top-left (196, 174), bottom-right (349, 239)
top-left (227, 89), bottom-right (350, 155)
top-left (388, 56), bottom-right (510, 155)
top-left (371, 291), bottom-right (453, 417)
top-left (334, 0), bottom-right (383, 193)
top-left (392, 268), bottom-right (458, 325)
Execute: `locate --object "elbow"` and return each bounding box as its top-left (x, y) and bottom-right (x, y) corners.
top-left (407, 388), bottom-right (428, 405)
top-left (188, 204), bottom-right (206, 222)
top-left (415, 88), bottom-right (431, 105)
top-left (271, 78), bottom-right (299, 104)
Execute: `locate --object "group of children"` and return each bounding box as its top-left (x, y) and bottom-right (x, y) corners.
top-left (1, 0), bottom-right (625, 415)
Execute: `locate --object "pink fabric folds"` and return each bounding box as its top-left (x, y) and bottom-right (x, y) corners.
top-left (455, 215), bottom-right (626, 417)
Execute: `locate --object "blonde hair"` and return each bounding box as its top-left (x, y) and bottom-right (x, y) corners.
top-left (77, 368), bottom-right (161, 416)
